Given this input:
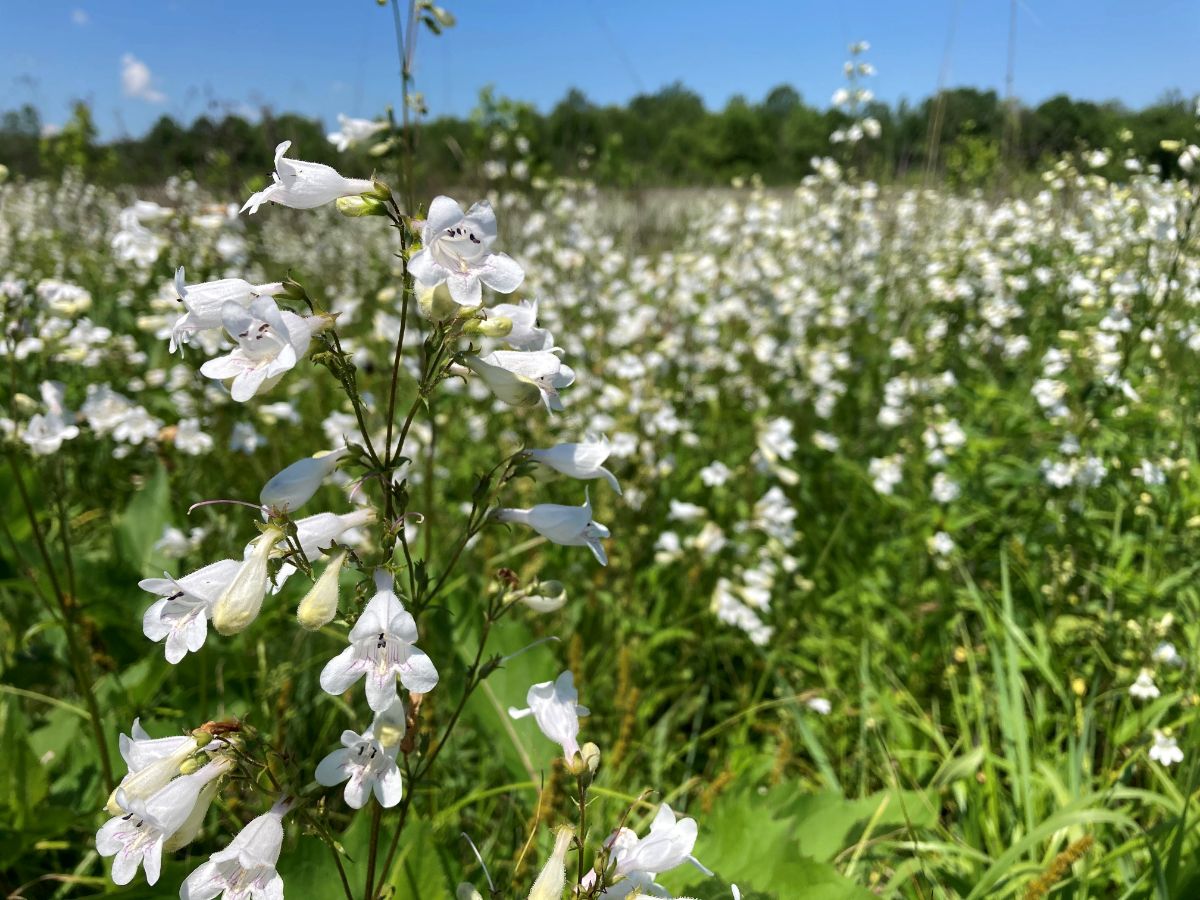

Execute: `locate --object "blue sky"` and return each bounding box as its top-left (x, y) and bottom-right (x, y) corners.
top-left (1, 0), bottom-right (1197, 138)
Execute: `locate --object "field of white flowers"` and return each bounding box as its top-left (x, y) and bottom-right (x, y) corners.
top-left (4, 108), bottom-right (1200, 899)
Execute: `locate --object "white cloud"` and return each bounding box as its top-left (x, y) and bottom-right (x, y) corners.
top-left (71, 9), bottom-right (89, 26)
top-left (120, 53), bottom-right (166, 103)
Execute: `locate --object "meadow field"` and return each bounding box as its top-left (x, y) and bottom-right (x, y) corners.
top-left (5, 28), bottom-right (1200, 899)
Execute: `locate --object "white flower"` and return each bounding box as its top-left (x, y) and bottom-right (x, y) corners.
top-left (230, 422), bottom-right (266, 454)
top-left (928, 531), bottom-right (956, 557)
top-left (464, 349), bottom-right (575, 412)
top-left (527, 435), bottom-right (621, 494)
top-left (315, 702), bottom-right (406, 809)
top-left (813, 431), bottom-right (840, 452)
top-left (408, 196), bottom-right (525, 306)
top-left (241, 140), bottom-right (374, 214)
top-left (492, 493), bottom-right (610, 565)
top-left (180, 799), bottom-right (289, 899)
top-left (97, 760), bottom-right (230, 887)
top-left (106, 718), bottom-right (203, 816)
top-left (22, 381), bottom-right (79, 455)
top-left (1149, 730), bottom-right (1184, 766)
top-left (869, 455), bottom-right (903, 495)
top-left (527, 825), bottom-right (574, 900)
top-left (211, 526), bottom-right (284, 636)
top-left (508, 671), bottom-right (589, 761)
top-left (488, 299), bottom-right (554, 350)
top-left (601, 803), bottom-right (712, 897)
top-left (153, 525), bottom-right (206, 559)
top-left (200, 298), bottom-right (326, 402)
top-left (319, 570), bottom-right (439, 712)
top-left (288, 509), bottom-right (376, 559)
top-left (669, 500), bottom-right (707, 522)
top-left (1130, 669), bottom-right (1160, 700)
top-left (174, 418), bottom-right (215, 455)
top-left (517, 580), bottom-right (568, 613)
top-left (806, 697), bottom-right (832, 715)
top-left (1153, 642), bottom-right (1183, 668)
top-left (139, 558), bottom-right (241, 663)
top-left (931, 472), bottom-right (960, 504)
top-left (698, 461), bottom-right (731, 487)
top-left (326, 113), bottom-right (387, 152)
top-left (260, 447), bottom-right (349, 513)
top-left (170, 266), bottom-right (284, 352)
top-left (296, 549), bottom-right (348, 631)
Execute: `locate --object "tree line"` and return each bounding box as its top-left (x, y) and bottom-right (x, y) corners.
top-left (1, 84), bottom-right (1196, 192)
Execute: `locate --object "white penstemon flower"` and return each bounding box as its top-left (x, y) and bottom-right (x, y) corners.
top-left (319, 570), bottom-right (439, 712)
top-left (492, 492), bottom-right (611, 565)
top-left (1129, 668), bottom-right (1160, 700)
top-left (241, 140), bottom-right (375, 214)
top-left (96, 758), bottom-right (232, 886)
top-left (408, 196), bottom-right (525, 306)
top-left (508, 671), bottom-right (589, 762)
top-left (260, 446), bottom-right (350, 514)
top-left (139, 558), bottom-right (242, 663)
top-left (200, 298), bottom-right (328, 403)
top-left (315, 700), bottom-right (406, 809)
top-left (527, 435), bottom-right (622, 494)
top-left (463, 348), bottom-right (575, 412)
top-left (1149, 730), bottom-right (1184, 767)
top-left (211, 525), bottom-right (285, 636)
top-left (170, 266), bottom-right (285, 352)
top-left (180, 798), bottom-right (290, 899)
top-left (326, 113), bottom-right (387, 152)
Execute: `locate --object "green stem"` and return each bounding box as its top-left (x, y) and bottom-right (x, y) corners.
top-left (364, 804), bottom-right (382, 900)
top-left (6, 453), bottom-right (115, 793)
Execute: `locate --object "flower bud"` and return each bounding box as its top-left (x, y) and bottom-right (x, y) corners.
top-left (456, 885), bottom-right (483, 900)
top-left (178, 754), bottom-right (207, 776)
top-left (367, 179), bottom-right (394, 201)
top-left (163, 758), bottom-right (233, 852)
top-left (260, 447), bottom-right (349, 514)
top-left (212, 526), bottom-right (284, 636)
top-left (336, 195), bottom-right (390, 217)
top-left (463, 315), bottom-right (514, 338)
top-left (528, 825), bottom-right (574, 900)
top-left (580, 742), bottom-right (601, 775)
top-left (104, 735), bottom-right (200, 816)
top-left (520, 580), bottom-right (567, 613)
top-left (416, 283), bottom-right (460, 322)
top-left (297, 550), bottom-right (348, 630)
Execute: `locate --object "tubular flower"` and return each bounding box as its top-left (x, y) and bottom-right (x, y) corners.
top-left (408, 196), bottom-right (525, 306)
top-left (326, 114), bottom-right (387, 151)
top-left (296, 549), bottom-right (348, 631)
top-left (260, 447), bottom-right (350, 514)
top-left (488, 299), bottom-right (555, 351)
top-left (527, 825), bottom-right (575, 900)
top-left (314, 701), bottom-right (406, 809)
top-left (508, 671), bottom-right (589, 762)
top-left (139, 559), bottom-right (241, 664)
top-left (463, 349), bottom-right (575, 412)
top-left (96, 759), bottom-right (231, 887)
top-left (600, 804), bottom-right (713, 898)
top-left (319, 570), bottom-right (439, 712)
top-left (241, 140), bottom-right (374, 214)
top-left (211, 526), bottom-right (285, 636)
top-left (170, 266), bottom-right (284, 352)
top-left (199, 298), bottom-right (328, 403)
top-left (492, 493), bottom-right (610, 565)
top-left (180, 798), bottom-right (290, 899)
top-left (527, 435), bottom-right (621, 494)
top-left (106, 718), bottom-right (205, 816)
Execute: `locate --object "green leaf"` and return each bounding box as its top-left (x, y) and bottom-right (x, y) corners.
top-left (114, 463), bottom-right (173, 576)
